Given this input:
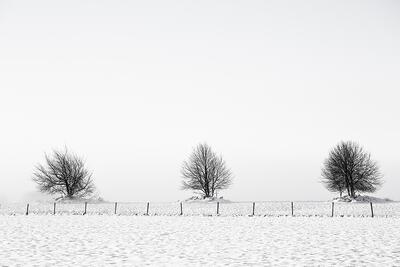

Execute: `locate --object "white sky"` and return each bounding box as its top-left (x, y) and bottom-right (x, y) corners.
top-left (1, 0), bottom-right (399, 202)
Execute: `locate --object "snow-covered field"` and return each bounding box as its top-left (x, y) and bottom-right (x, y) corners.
top-left (0, 215), bottom-right (399, 266)
top-left (1, 201), bottom-right (400, 217)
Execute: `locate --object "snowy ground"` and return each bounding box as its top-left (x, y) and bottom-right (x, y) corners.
top-left (0, 215), bottom-right (399, 266)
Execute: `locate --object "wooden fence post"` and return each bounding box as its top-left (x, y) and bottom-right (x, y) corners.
top-left (217, 202), bottom-right (220, 215)
top-left (331, 202), bottom-right (334, 217)
top-left (252, 202), bottom-right (255, 216)
top-left (180, 202), bottom-right (183, 216)
top-left (53, 202), bottom-right (56, 215)
top-left (370, 202), bottom-right (374, 218)
top-left (291, 202), bottom-right (294, 216)
top-left (83, 202), bottom-right (87, 215)
top-left (114, 202), bottom-right (118, 215)
top-left (146, 202), bottom-right (149, 215)
top-left (26, 203), bottom-right (29, 215)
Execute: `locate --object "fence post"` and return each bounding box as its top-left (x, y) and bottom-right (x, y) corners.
top-left (180, 202), bottom-right (183, 216)
top-left (53, 202), bottom-right (56, 215)
top-left (146, 202), bottom-right (149, 215)
top-left (331, 202), bottom-right (334, 217)
top-left (26, 203), bottom-right (29, 215)
top-left (252, 202), bottom-right (255, 216)
top-left (370, 202), bottom-right (374, 218)
top-left (291, 202), bottom-right (294, 216)
top-left (114, 202), bottom-right (118, 215)
top-left (83, 202), bottom-right (87, 215)
top-left (217, 202), bottom-right (220, 215)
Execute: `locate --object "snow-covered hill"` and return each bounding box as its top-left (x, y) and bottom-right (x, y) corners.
top-left (183, 196), bottom-right (232, 203)
top-left (333, 195), bottom-right (393, 203)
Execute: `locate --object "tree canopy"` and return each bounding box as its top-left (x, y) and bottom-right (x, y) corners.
top-left (321, 141), bottom-right (382, 198)
top-left (33, 148), bottom-right (95, 199)
top-left (181, 143), bottom-right (233, 198)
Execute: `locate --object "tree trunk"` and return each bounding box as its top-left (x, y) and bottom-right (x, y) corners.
top-left (348, 174), bottom-right (356, 198)
top-left (344, 176), bottom-right (350, 197)
top-left (346, 184), bottom-right (351, 197)
top-left (350, 186), bottom-right (356, 199)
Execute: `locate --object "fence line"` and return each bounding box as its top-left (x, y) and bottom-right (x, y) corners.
top-left (0, 201), bottom-right (398, 217)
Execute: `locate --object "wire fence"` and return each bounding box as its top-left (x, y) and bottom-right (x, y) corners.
top-left (1, 201), bottom-right (399, 217)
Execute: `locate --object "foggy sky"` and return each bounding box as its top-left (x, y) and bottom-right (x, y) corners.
top-left (1, 0), bottom-right (399, 202)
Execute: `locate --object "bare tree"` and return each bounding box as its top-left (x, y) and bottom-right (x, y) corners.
top-left (33, 148), bottom-right (95, 199)
top-left (321, 141), bottom-right (382, 198)
top-left (181, 143), bottom-right (233, 198)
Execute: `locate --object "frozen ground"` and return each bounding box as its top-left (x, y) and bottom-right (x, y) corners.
top-left (0, 216), bottom-right (399, 266)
